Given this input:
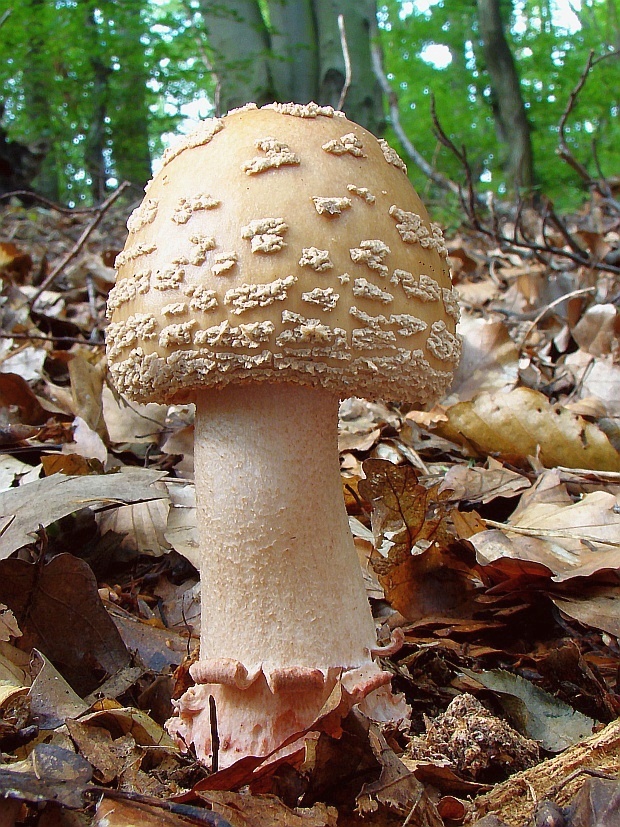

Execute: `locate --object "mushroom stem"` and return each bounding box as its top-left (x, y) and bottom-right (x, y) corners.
top-left (168, 382), bottom-right (401, 767)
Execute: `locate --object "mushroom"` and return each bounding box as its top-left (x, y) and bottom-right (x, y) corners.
top-left (106, 101), bottom-right (460, 769)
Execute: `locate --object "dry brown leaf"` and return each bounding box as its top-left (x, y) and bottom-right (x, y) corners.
top-left (0, 467), bottom-right (166, 558)
top-left (470, 491), bottom-right (620, 582)
top-left (0, 743), bottom-right (92, 809)
top-left (97, 482), bottom-right (171, 557)
top-left (0, 241), bottom-right (33, 281)
top-left (76, 705), bottom-right (178, 752)
top-left (94, 796), bottom-right (216, 827)
top-left (1, 345), bottom-right (49, 385)
top-left (101, 386), bottom-right (168, 445)
top-left (436, 387), bottom-right (620, 471)
top-left (357, 725), bottom-right (443, 824)
top-left (439, 458), bottom-right (531, 503)
top-left (0, 604), bottom-right (20, 641)
top-left (571, 303), bottom-right (619, 357)
top-left (358, 459), bottom-right (452, 565)
top-left (200, 791), bottom-right (337, 827)
top-left (68, 355), bottom-right (109, 442)
top-left (448, 316), bottom-right (519, 402)
top-left (0, 553), bottom-right (130, 695)
top-left (66, 719), bottom-right (140, 784)
top-left (551, 584), bottom-right (620, 638)
top-left (565, 350), bottom-right (620, 416)
top-left (29, 650), bottom-right (89, 728)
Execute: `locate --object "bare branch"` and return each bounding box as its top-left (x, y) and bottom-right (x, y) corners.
top-left (557, 48), bottom-right (620, 198)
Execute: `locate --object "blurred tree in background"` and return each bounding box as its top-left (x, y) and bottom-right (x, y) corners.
top-left (0, 0), bottom-right (617, 209)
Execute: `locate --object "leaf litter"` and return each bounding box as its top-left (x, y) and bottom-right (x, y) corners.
top-left (0, 188), bottom-right (618, 826)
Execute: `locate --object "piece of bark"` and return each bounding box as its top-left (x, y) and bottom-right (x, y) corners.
top-left (468, 718), bottom-right (620, 825)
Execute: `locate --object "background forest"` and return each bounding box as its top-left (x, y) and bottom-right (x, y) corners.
top-left (0, 0), bottom-right (619, 212)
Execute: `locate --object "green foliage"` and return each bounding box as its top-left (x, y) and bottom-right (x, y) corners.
top-left (378, 0), bottom-right (620, 209)
top-left (0, 0), bottom-right (214, 205)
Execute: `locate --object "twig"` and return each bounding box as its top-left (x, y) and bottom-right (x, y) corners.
top-left (0, 189), bottom-right (101, 214)
top-left (0, 8), bottom-right (12, 28)
top-left (337, 14), bottom-right (352, 111)
top-left (27, 181), bottom-right (130, 307)
top-left (557, 50), bottom-right (620, 190)
top-left (0, 331), bottom-right (103, 346)
top-left (209, 694), bottom-right (220, 773)
top-left (482, 517), bottom-right (620, 548)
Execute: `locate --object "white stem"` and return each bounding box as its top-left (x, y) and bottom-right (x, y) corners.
top-left (193, 382), bottom-right (377, 676)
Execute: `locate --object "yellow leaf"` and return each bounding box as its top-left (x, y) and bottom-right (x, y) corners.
top-left (437, 387), bottom-right (620, 471)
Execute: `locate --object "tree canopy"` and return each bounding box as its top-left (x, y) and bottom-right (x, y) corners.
top-left (0, 0), bottom-right (618, 208)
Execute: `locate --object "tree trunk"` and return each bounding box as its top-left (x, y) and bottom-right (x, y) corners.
top-left (198, 0), bottom-right (384, 134)
top-left (313, 0), bottom-right (385, 135)
top-left (268, 0), bottom-right (318, 104)
top-left (476, 0), bottom-right (536, 192)
top-left (198, 0), bottom-right (273, 113)
top-left (80, 2), bottom-right (109, 201)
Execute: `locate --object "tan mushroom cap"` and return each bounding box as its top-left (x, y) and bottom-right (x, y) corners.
top-left (106, 102), bottom-right (460, 405)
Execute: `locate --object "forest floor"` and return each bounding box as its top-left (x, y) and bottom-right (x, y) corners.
top-left (0, 189), bottom-right (618, 827)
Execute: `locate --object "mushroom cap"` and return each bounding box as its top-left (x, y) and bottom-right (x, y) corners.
top-left (106, 102), bottom-right (460, 406)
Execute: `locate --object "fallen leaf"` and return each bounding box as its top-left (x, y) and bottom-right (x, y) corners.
top-left (448, 316), bottom-right (520, 402)
top-left (107, 603), bottom-right (195, 669)
top-left (462, 669), bottom-right (595, 752)
top-left (357, 725), bottom-right (443, 823)
top-left (94, 795), bottom-right (232, 826)
top-left (0, 604), bottom-right (20, 641)
top-left (571, 303), bottom-right (619, 357)
top-left (565, 350), bottom-right (620, 417)
top-left (101, 385), bottom-right (168, 445)
top-left (28, 649), bottom-right (89, 728)
top-left (97, 482), bottom-right (171, 557)
top-left (75, 704), bottom-right (178, 753)
top-left (200, 790), bottom-right (337, 827)
top-left (358, 459), bottom-right (452, 564)
top-left (62, 415), bottom-right (108, 463)
top-left (474, 489), bottom-right (620, 581)
top-left (0, 467), bottom-right (166, 559)
top-left (0, 347), bottom-right (47, 383)
top-left (0, 372), bottom-right (51, 425)
top-left (68, 356), bottom-right (109, 441)
top-left (551, 584), bottom-right (620, 638)
top-left (567, 776), bottom-right (620, 827)
top-left (439, 458), bottom-right (531, 503)
top-left (0, 742), bottom-right (92, 809)
top-left (0, 553), bottom-right (130, 695)
top-left (66, 719), bottom-right (140, 784)
top-left (436, 387), bottom-right (620, 471)
top-left (0, 454), bottom-right (33, 491)
top-left (164, 482), bottom-right (200, 568)
top-left (0, 241), bottom-right (33, 281)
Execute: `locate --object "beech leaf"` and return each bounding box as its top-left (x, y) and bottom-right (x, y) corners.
top-left (436, 387), bottom-right (620, 471)
top-left (0, 468), bottom-right (166, 559)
